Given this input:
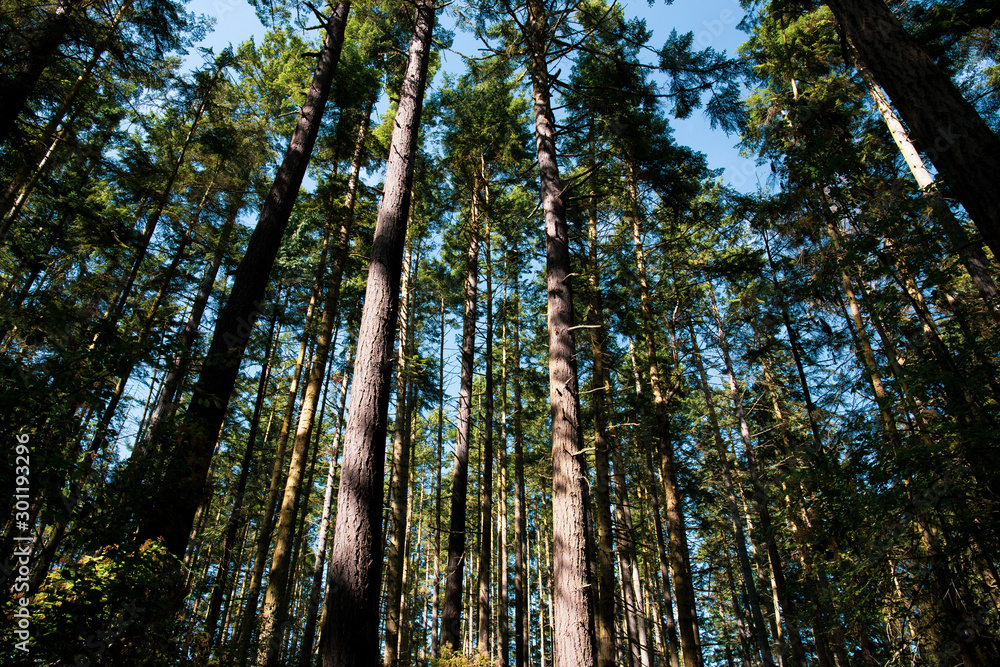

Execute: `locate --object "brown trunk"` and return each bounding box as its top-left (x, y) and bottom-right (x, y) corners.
top-left (825, 0), bottom-right (1000, 259)
top-left (256, 124), bottom-right (359, 666)
top-left (584, 147), bottom-right (616, 667)
top-left (498, 298), bottom-right (510, 667)
top-left (512, 281), bottom-right (529, 667)
top-left (319, 4), bottom-right (434, 665)
top-left (300, 354), bottom-right (352, 666)
top-left (525, 3), bottom-right (596, 664)
top-left (199, 304), bottom-right (281, 662)
top-left (136, 3), bottom-right (351, 558)
top-left (478, 215), bottom-right (494, 655)
top-left (628, 340), bottom-right (680, 667)
top-left (431, 295), bottom-right (445, 657)
top-left (442, 187), bottom-right (480, 652)
top-left (385, 237), bottom-right (418, 667)
top-left (628, 203), bottom-right (700, 667)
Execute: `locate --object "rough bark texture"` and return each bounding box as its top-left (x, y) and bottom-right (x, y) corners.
top-left (319, 4), bottom-right (434, 665)
top-left (136, 3), bottom-right (350, 558)
top-left (300, 361), bottom-right (351, 667)
top-left (528, 3), bottom-right (596, 663)
top-left (825, 0), bottom-right (1000, 259)
top-left (255, 255), bottom-right (349, 665)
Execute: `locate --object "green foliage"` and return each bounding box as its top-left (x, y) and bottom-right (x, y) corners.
top-left (8, 540), bottom-right (184, 666)
top-left (431, 647), bottom-right (501, 667)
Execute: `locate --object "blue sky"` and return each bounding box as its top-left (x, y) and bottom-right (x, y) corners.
top-left (184, 0), bottom-right (768, 192)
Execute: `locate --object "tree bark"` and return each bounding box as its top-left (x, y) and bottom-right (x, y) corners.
top-left (628, 198), bottom-right (700, 667)
top-left (443, 184), bottom-right (481, 652)
top-left (478, 216), bottom-right (494, 655)
top-left (300, 355), bottom-right (351, 667)
top-left (527, 1), bottom-right (597, 662)
top-left (825, 0), bottom-right (1000, 260)
top-left (136, 3), bottom-right (351, 559)
top-left (319, 4), bottom-right (434, 665)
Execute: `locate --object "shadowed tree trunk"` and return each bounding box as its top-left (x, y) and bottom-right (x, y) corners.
top-left (443, 183), bottom-right (480, 652)
top-left (319, 4), bottom-right (435, 665)
top-left (825, 0), bottom-right (1000, 260)
top-left (385, 236), bottom-right (419, 667)
top-left (136, 2), bottom-right (351, 559)
top-left (478, 218), bottom-right (494, 655)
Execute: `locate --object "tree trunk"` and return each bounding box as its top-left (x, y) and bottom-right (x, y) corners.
top-left (583, 153), bottom-right (616, 667)
top-left (298, 356), bottom-right (350, 665)
top-left (628, 339), bottom-right (680, 667)
top-left (199, 303), bottom-right (281, 663)
top-left (478, 215), bottom-right (495, 655)
top-left (319, 4), bottom-right (434, 665)
top-left (136, 3), bottom-right (351, 559)
top-left (512, 281), bottom-right (529, 667)
top-left (825, 0), bottom-right (1000, 260)
top-left (628, 203), bottom-right (700, 667)
top-left (432, 295), bottom-right (445, 657)
top-left (860, 74), bottom-right (1000, 320)
top-left (687, 321), bottom-right (776, 667)
top-left (526, 3), bottom-right (596, 664)
top-left (443, 184), bottom-right (480, 652)
top-left (385, 237), bottom-right (418, 667)
top-left (137, 189), bottom-right (243, 461)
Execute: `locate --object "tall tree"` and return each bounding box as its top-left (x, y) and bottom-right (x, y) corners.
top-left (319, 2), bottom-right (435, 664)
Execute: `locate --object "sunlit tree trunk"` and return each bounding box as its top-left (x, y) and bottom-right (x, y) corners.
top-left (525, 2), bottom-right (596, 663)
top-left (319, 4), bottom-right (434, 664)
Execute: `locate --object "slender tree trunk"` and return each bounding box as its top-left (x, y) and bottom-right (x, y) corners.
top-left (319, 5), bottom-right (434, 665)
top-left (628, 339), bottom-right (680, 667)
top-left (255, 91), bottom-right (361, 665)
top-left (478, 216), bottom-right (495, 655)
top-left (584, 157), bottom-right (616, 667)
top-left (136, 3), bottom-right (351, 559)
top-left (498, 303), bottom-right (510, 667)
top-left (443, 184), bottom-right (481, 652)
top-left (628, 206), bottom-right (700, 667)
top-left (198, 303), bottom-right (282, 663)
top-left (512, 280), bottom-right (529, 667)
top-left (431, 295), bottom-right (445, 657)
top-left (385, 237), bottom-right (418, 667)
top-left (610, 420), bottom-right (650, 667)
top-left (138, 190), bottom-right (244, 460)
top-left (860, 74), bottom-right (1000, 319)
top-left (825, 0), bottom-right (1000, 259)
top-left (299, 346), bottom-right (352, 667)
top-left (687, 321), bottom-right (775, 667)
